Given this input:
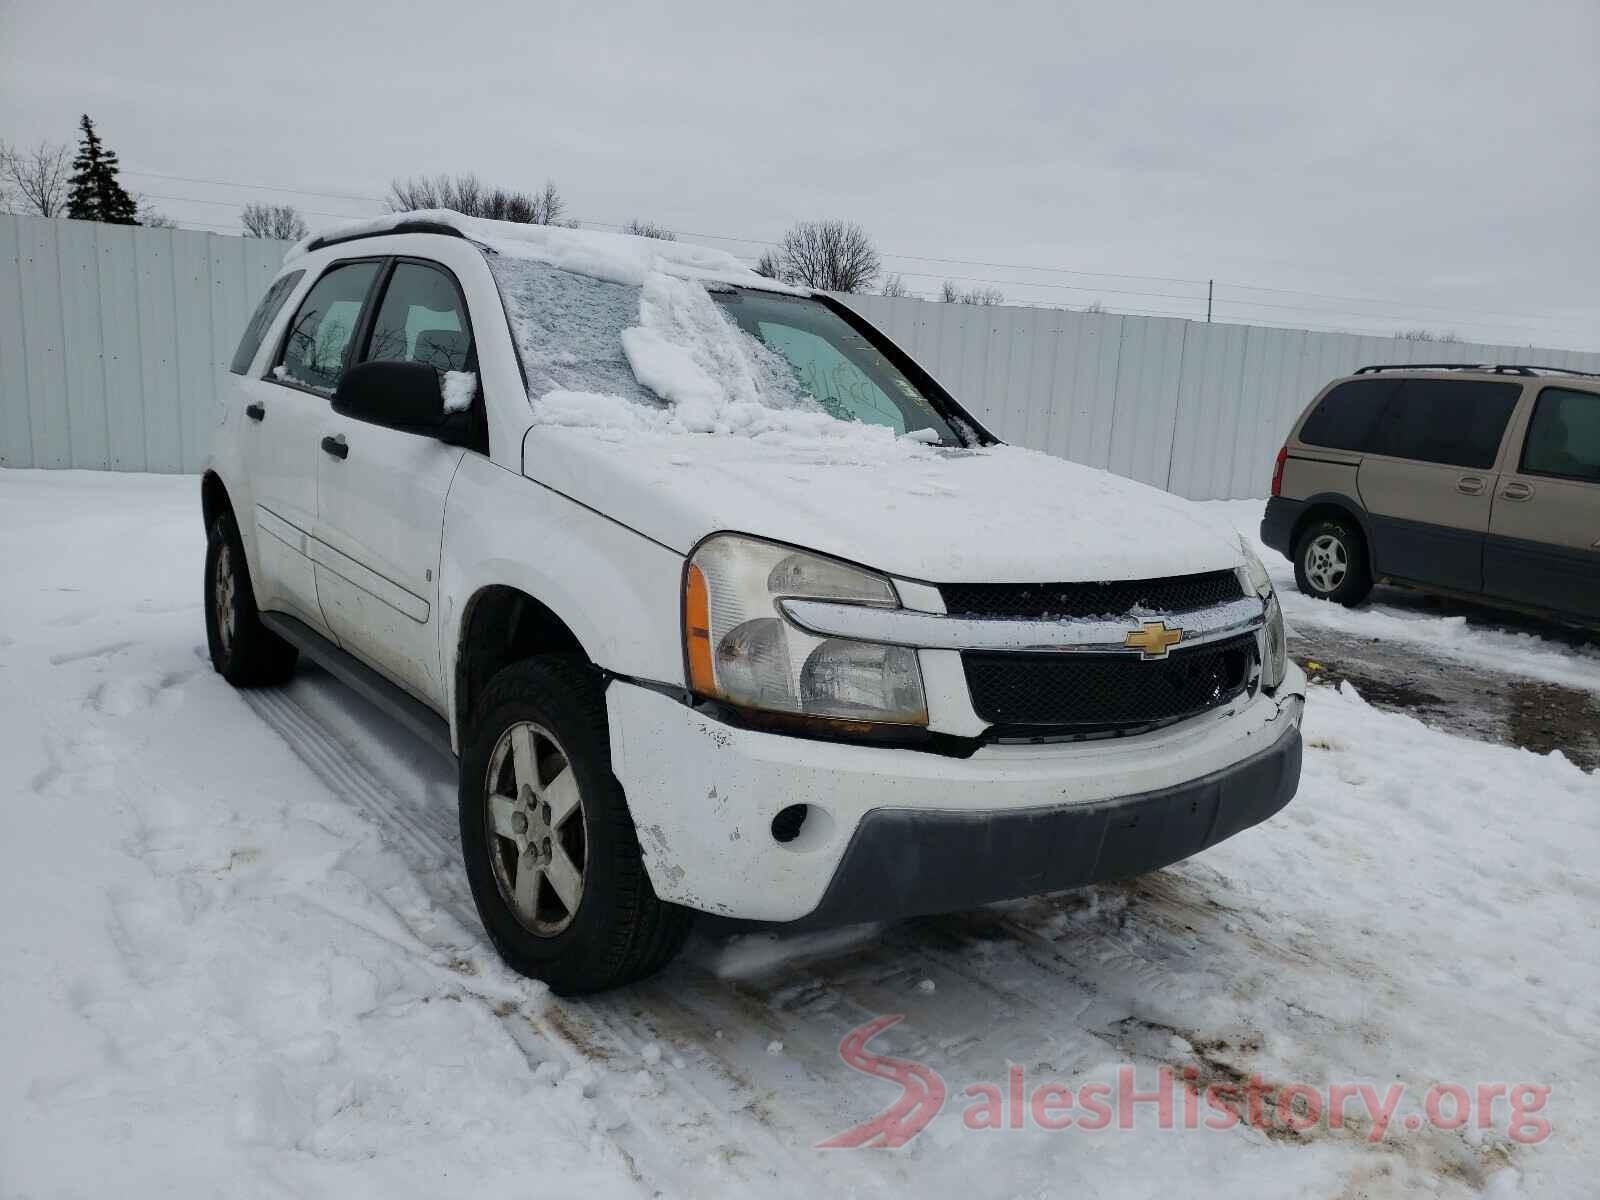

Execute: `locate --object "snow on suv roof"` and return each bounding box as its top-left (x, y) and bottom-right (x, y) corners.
top-left (285, 208), bottom-right (805, 294)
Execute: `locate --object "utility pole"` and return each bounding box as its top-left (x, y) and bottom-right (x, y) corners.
top-left (1206, 279), bottom-right (1213, 323)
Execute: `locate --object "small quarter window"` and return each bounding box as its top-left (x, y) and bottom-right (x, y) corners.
top-left (272, 261), bottom-right (381, 394)
top-left (230, 271), bottom-right (303, 375)
top-left (1521, 387), bottom-right (1600, 483)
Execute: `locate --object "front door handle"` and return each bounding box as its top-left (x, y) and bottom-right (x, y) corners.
top-left (1501, 481), bottom-right (1534, 502)
top-left (1456, 475), bottom-right (1486, 496)
top-left (245, 402), bottom-right (265, 422)
top-left (321, 434), bottom-right (349, 460)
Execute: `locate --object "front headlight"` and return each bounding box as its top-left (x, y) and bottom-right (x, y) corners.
top-left (684, 534), bottom-right (928, 725)
top-left (1238, 536), bottom-right (1287, 690)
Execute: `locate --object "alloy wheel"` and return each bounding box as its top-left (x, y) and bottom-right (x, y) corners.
top-left (1305, 533), bottom-right (1348, 594)
top-left (484, 721), bottom-right (588, 936)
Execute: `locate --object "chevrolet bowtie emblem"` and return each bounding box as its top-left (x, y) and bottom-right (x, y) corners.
top-left (1124, 620), bottom-right (1184, 660)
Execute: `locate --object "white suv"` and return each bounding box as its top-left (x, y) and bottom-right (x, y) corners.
top-left (203, 212), bottom-right (1306, 993)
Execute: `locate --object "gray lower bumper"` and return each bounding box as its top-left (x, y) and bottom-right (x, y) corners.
top-left (795, 720), bottom-right (1302, 928)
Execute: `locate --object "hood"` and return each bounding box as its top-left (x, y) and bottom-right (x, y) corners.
top-left (522, 425), bottom-right (1245, 584)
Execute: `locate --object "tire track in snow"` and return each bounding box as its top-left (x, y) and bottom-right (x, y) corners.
top-left (243, 683), bottom-right (830, 1197)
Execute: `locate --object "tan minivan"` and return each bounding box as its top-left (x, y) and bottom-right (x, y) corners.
top-left (1261, 364), bottom-right (1600, 625)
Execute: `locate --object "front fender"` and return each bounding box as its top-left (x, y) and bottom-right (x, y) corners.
top-left (438, 453), bottom-right (686, 743)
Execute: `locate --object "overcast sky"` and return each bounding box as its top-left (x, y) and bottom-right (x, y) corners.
top-left (4, 0), bottom-right (1597, 348)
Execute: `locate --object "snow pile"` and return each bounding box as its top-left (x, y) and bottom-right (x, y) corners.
top-left (441, 369), bottom-right (476, 413)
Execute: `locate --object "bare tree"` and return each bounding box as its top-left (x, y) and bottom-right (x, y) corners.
top-left (1082, 300), bottom-right (1106, 314)
top-left (621, 218), bottom-right (675, 241)
top-left (387, 173), bottom-right (572, 225)
top-left (1, 139), bottom-right (72, 217)
top-left (241, 202), bottom-right (309, 240)
top-left (940, 279), bottom-right (1004, 305)
top-left (776, 220), bottom-right (880, 292)
top-left (754, 248), bottom-right (785, 279)
top-left (1398, 328), bottom-right (1462, 343)
top-left (135, 197), bottom-right (176, 228)
top-left (879, 273), bottom-right (909, 298)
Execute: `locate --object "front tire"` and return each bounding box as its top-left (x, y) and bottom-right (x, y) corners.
top-left (1293, 518), bottom-right (1373, 606)
top-left (205, 512), bottom-right (298, 685)
top-left (459, 656), bottom-right (691, 995)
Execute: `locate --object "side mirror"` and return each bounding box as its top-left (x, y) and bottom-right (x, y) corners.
top-left (333, 360), bottom-right (473, 442)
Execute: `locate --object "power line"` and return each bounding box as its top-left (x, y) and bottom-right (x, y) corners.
top-left (123, 166), bottom-right (386, 205)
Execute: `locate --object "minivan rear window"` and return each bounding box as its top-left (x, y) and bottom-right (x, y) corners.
top-left (1372, 379), bottom-right (1521, 469)
top-left (1298, 378), bottom-right (1396, 452)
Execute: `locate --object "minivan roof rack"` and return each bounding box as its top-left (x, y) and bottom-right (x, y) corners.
top-left (1354, 362), bottom-right (1600, 379)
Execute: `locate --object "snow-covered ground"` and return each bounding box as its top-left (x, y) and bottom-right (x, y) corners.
top-left (2, 469), bottom-right (1595, 1199)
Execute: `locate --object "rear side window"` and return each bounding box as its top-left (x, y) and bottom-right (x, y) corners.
top-left (229, 271), bottom-right (303, 375)
top-left (1522, 387), bottom-right (1600, 483)
top-left (1298, 379), bottom-right (1396, 452)
top-left (1372, 379), bottom-right (1522, 469)
top-left (273, 261), bottom-right (382, 394)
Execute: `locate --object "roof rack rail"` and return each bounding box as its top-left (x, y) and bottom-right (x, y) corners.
top-left (1355, 362), bottom-right (1600, 379)
top-left (300, 218), bottom-right (472, 255)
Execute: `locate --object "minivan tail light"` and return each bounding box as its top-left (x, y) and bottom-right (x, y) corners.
top-left (1270, 446), bottom-right (1288, 497)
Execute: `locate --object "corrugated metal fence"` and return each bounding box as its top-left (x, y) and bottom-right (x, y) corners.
top-left (4, 212), bottom-right (1598, 496)
top-left (0, 213), bottom-right (288, 473)
top-left (843, 294), bottom-right (1600, 499)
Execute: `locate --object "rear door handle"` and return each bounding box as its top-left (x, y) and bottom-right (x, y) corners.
top-left (321, 434), bottom-right (349, 460)
top-left (1456, 475), bottom-right (1486, 496)
top-left (245, 402), bottom-right (265, 422)
top-left (1500, 481), bottom-right (1534, 502)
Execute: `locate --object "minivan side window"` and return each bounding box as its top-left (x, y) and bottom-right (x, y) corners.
top-left (1371, 379), bottom-right (1521, 469)
top-left (272, 261), bottom-right (382, 394)
top-left (363, 262), bottom-right (473, 374)
top-left (1521, 387), bottom-right (1600, 483)
top-left (1298, 378), bottom-right (1397, 452)
top-left (229, 270), bottom-right (304, 375)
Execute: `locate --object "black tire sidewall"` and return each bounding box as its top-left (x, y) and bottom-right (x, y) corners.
top-left (204, 516), bottom-right (243, 677)
top-left (1294, 519), bottom-right (1369, 605)
top-left (458, 659), bottom-right (649, 993)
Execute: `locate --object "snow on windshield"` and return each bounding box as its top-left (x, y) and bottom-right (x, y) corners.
top-left (492, 256), bottom-right (935, 451)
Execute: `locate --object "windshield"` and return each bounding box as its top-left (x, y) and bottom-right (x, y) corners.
top-left (488, 256), bottom-right (968, 445)
top-left (711, 289), bottom-right (961, 444)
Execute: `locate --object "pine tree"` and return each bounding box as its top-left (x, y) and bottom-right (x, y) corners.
top-left (66, 115), bottom-right (138, 225)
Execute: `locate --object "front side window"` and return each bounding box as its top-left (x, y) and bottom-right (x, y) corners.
top-left (273, 260), bottom-right (381, 394)
top-left (1371, 379), bottom-right (1522, 469)
top-left (1522, 387), bottom-right (1600, 483)
top-left (230, 270), bottom-right (303, 375)
top-left (363, 262), bottom-right (473, 374)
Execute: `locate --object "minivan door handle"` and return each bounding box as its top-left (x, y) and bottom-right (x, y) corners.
top-left (245, 402), bottom-right (265, 422)
top-left (1456, 475), bottom-right (1486, 496)
top-left (1500, 481), bottom-right (1534, 502)
top-left (321, 434), bottom-right (349, 460)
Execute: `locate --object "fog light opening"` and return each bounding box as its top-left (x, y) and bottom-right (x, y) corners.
top-left (771, 804), bottom-right (809, 844)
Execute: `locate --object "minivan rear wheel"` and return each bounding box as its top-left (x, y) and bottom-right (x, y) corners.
top-left (1293, 518), bottom-right (1372, 606)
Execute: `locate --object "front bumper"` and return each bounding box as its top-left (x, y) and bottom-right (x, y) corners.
top-left (607, 664), bottom-right (1306, 924)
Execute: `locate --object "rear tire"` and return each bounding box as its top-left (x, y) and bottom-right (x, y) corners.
top-left (205, 512), bottom-right (298, 686)
top-left (1293, 518), bottom-right (1372, 606)
top-left (459, 656), bottom-right (692, 995)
